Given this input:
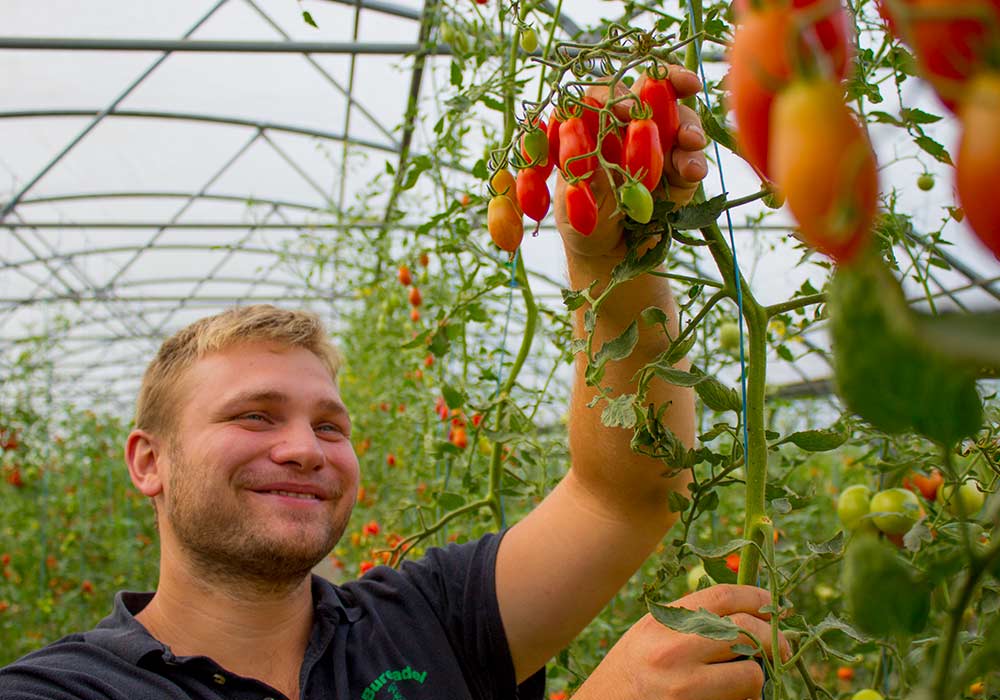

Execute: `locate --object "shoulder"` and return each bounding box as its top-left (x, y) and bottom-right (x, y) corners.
top-left (339, 531), bottom-right (504, 604)
top-left (0, 634), bottom-right (117, 699)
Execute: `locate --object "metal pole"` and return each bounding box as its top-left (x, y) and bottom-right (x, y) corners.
top-left (0, 37), bottom-right (453, 54)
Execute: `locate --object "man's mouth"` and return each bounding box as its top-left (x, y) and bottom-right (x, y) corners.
top-left (262, 489), bottom-right (320, 500)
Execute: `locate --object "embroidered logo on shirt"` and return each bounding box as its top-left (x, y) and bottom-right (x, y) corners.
top-left (361, 666), bottom-right (428, 700)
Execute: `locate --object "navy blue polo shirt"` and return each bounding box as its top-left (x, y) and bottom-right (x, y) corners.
top-left (0, 532), bottom-right (545, 700)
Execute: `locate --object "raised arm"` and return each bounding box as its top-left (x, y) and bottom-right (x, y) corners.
top-left (495, 66), bottom-right (706, 683)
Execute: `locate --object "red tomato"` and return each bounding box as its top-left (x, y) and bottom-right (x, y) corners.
top-left (770, 79), bottom-right (878, 263)
top-left (624, 117), bottom-right (665, 192)
top-left (837, 666), bottom-right (855, 682)
top-left (582, 96), bottom-right (624, 167)
top-left (397, 265), bottom-right (412, 286)
top-left (878, 0), bottom-right (999, 110)
top-left (546, 114), bottom-right (562, 175)
top-left (565, 180), bottom-right (598, 236)
top-left (728, 2), bottom-right (854, 177)
top-left (638, 74), bottom-right (680, 152)
top-left (386, 453), bottom-right (396, 467)
top-left (725, 552), bottom-right (741, 573)
top-left (516, 167), bottom-right (551, 221)
top-left (956, 72), bottom-right (1000, 258)
top-left (558, 117), bottom-right (598, 180)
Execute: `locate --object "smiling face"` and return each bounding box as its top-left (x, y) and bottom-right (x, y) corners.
top-left (157, 341), bottom-right (359, 591)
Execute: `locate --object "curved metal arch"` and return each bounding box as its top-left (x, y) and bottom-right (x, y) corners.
top-left (0, 109), bottom-right (471, 175)
top-left (16, 191), bottom-right (333, 213)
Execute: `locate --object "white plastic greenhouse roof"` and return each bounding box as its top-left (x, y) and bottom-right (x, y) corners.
top-left (2, 0), bottom-right (999, 415)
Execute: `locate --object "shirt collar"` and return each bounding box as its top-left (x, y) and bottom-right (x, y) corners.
top-left (82, 575), bottom-right (361, 666)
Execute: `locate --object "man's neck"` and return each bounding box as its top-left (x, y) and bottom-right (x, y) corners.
top-left (136, 552), bottom-right (315, 699)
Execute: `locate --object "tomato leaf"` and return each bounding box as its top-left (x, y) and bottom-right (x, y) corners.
top-left (698, 102), bottom-right (737, 153)
top-left (610, 234), bottom-right (669, 285)
top-left (441, 383), bottom-right (466, 410)
top-left (301, 10), bottom-right (318, 28)
top-left (806, 531), bottom-right (845, 556)
top-left (669, 193), bottom-right (728, 230)
top-left (843, 535), bottom-right (931, 637)
top-left (773, 425), bottom-right (849, 452)
top-left (913, 135), bottom-right (953, 166)
top-left (600, 393), bottom-right (637, 429)
top-left (593, 320), bottom-right (639, 368)
top-left (648, 605), bottom-right (742, 640)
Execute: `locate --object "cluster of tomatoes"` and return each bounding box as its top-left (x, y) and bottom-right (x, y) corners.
top-left (433, 395), bottom-right (482, 450)
top-left (837, 469), bottom-right (986, 545)
top-left (877, 0), bottom-right (1000, 259)
top-left (397, 256), bottom-right (429, 323)
top-left (486, 68), bottom-right (681, 253)
top-left (728, 0), bottom-right (878, 264)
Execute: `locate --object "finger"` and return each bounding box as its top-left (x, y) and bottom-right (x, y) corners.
top-left (667, 64), bottom-right (703, 99)
top-left (674, 584), bottom-right (776, 621)
top-left (676, 104), bottom-right (707, 152)
top-left (669, 144), bottom-right (708, 186)
top-left (693, 658), bottom-right (766, 700)
top-left (583, 81), bottom-right (636, 124)
top-left (703, 612), bottom-right (792, 664)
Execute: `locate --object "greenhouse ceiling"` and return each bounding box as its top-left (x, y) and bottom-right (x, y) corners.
top-left (2, 0), bottom-right (999, 416)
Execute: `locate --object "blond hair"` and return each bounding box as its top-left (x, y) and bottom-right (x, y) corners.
top-left (135, 305), bottom-right (342, 438)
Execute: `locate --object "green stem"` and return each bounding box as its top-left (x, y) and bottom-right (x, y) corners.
top-left (765, 293), bottom-right (827, 318)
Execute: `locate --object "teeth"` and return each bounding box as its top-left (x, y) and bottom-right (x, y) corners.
top-left (267, 490), bottom-right (318, 500)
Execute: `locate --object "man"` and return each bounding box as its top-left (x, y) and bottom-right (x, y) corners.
top-left (0, 67), bottom-right (787, 700)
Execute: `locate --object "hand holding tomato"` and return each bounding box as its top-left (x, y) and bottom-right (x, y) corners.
top-left (570, 585), bottom-right (790, 700)
top-left (554, 66), bottom-right (709, 259)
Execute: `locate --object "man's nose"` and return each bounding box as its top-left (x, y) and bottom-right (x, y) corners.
top-left (270, 420), bottom-right (324, 471)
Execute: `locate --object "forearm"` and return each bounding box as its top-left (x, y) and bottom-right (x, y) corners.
top-left (566, 250), bottom-right (696, 523)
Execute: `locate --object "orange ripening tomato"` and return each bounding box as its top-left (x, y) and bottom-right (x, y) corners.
top-left (877, 0), bottom-right (999, 111)
top-left (408, 286), bottom-right (422, 307)
top-left (837, 666), bottom-right (855, 682)
top-left (624, 116), bottom-right (664, 192)
top-left (490, 169), bottom-right (520, 212)
top-left (565, 179), bottom-right (598, 236)
top-left (516, 166), bottom-right (551, 221)
top-left (725, 552), bottom-right (741, 573)
top-left (902, 469), bottom-right (944, 501)
top-left (956, 72), bottom-right (1000, 259)
top-left (770, 79), bottom-right (878, 263)
top-left (397, 265), bottom-right (412, 286)
top-left (638, 73), bottom-right (680, 152)
top-left (487, 194), bottom-right (525, 253)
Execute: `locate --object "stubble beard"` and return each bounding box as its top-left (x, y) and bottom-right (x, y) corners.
top-left (164, 441), bottom-right (352, 597)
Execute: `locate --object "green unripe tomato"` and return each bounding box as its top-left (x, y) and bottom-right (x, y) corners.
top-left (814, 583), bottom-right (837, 601)
top-left (620, 182), bottom-right (653, 224)
top-left (719, 322), bottom-right (741, 352)
top-left (870, 487), bottom-right (921, 535)
top-left (522, 128), bottom-right (548, 167)
top-left (686, 562), bottom-right (711, 592)
top-left (938, 480), bottom-right (985, 517)
top-left (917, 173), bottom-right (935, 191)
top-left (837, 484), bottom-right (873, 531)
top-left (852, 690), bottom-right (884, 700)
top-left (519, 27), bottom-right (538, 53)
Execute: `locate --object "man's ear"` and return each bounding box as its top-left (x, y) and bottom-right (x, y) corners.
top-left (125, 429), bottom-right (166, 499)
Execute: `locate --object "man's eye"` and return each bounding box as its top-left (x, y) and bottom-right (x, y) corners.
top-left (240, 413), bottom-right (268, 422)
